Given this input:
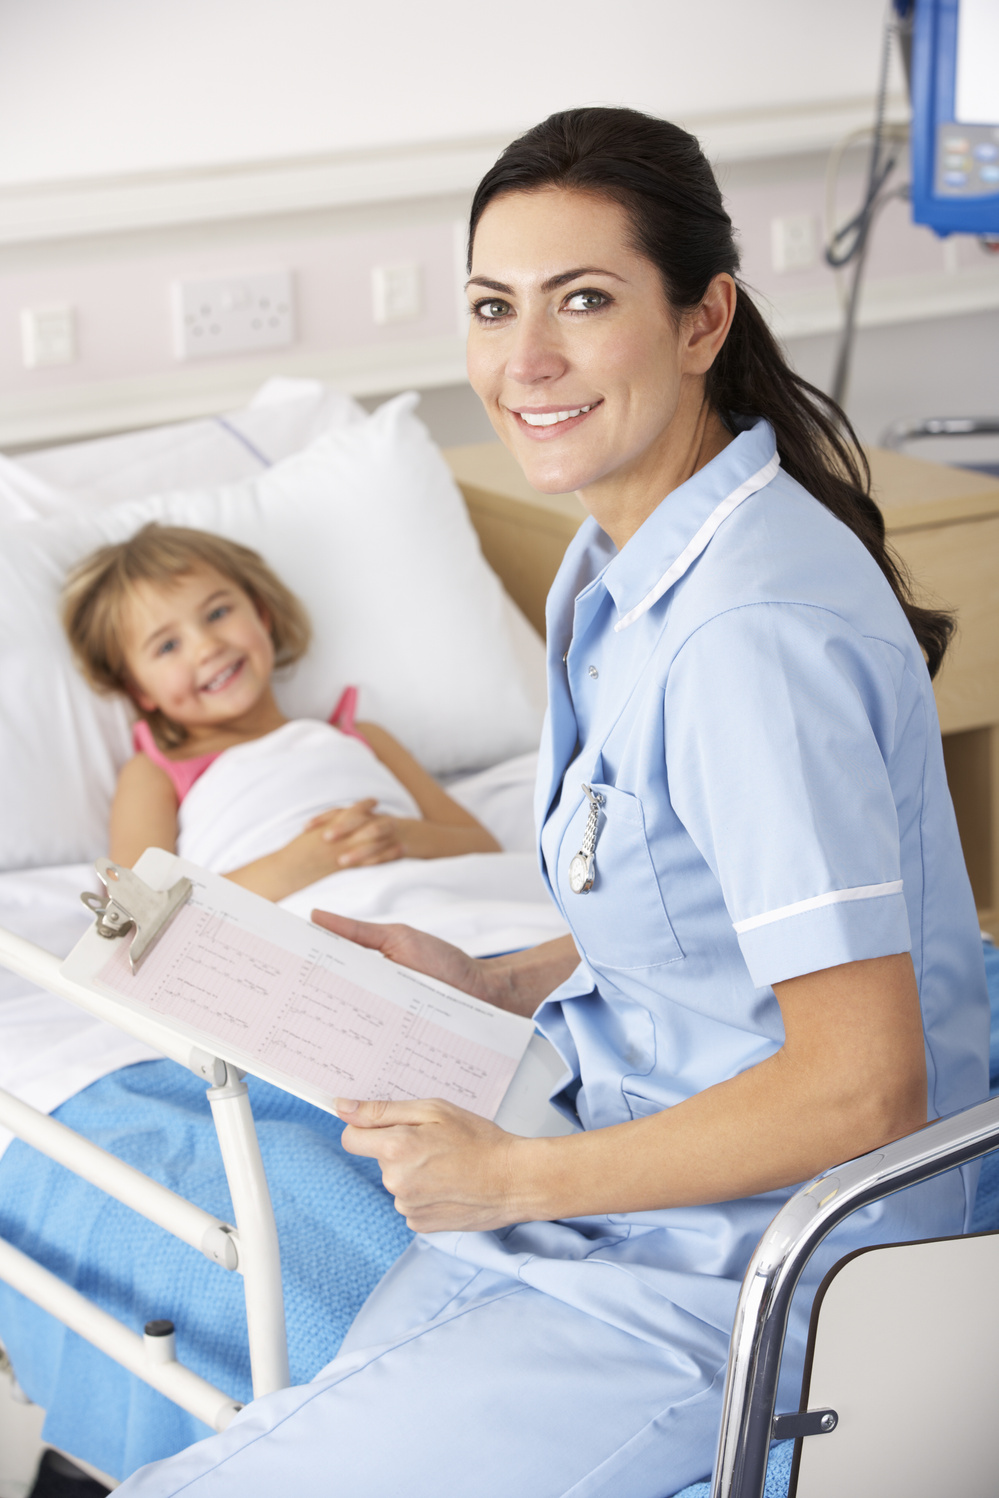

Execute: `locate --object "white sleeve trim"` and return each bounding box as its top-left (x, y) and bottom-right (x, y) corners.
top-left (732, 880), bottom-right (904, 934)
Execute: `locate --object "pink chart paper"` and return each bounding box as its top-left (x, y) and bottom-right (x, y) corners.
top-left (98, 902), bottom-right (519, 1117)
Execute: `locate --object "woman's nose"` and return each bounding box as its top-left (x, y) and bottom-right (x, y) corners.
top-left (504, 311), bottom-right (569, 386)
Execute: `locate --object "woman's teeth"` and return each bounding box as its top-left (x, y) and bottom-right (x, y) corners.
top-left (520, 405), bottom-right (593, 427)
top-left (202, 661), bottom-right (241, 693)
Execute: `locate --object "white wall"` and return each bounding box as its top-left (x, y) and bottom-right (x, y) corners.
top-left (0, 0), bottom-right (889, 184)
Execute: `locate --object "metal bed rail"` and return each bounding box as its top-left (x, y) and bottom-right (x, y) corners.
top-left (711, 1092), bottom-right (999, 1498)
top-left (0, 924), bottom-right (290, 1418)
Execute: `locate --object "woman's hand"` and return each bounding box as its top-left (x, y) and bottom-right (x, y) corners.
top-left (336, 1097), bottom-right (530, 1232)
top-left (310, 911), bottom-right (581, 1017)
top-left (311, 911), bottom-right (496, 1002)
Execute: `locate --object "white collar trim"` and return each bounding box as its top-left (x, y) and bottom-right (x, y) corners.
top-left (614, 451), bottom-right (781, 632)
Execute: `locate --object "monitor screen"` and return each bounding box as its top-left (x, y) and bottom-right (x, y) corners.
top-left (910, 0), bottom-right (999, 236)
top-left (955, 0), bottom-right (999, 125)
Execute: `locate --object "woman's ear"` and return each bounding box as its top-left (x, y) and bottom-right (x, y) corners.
top-left (683, 273), bottom-right (737, 375)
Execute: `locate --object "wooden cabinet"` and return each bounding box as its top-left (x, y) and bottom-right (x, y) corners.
top-left (446, 441), bottom-right (999, 932)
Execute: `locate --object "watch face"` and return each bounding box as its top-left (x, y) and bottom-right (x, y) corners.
top-left (569, 853), bottom-right (591, 894)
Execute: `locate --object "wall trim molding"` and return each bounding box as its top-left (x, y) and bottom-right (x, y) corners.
top-left (0, 336), bottom-right (469, 450)
top-left (769, 264), bottom-right (999, 341)
top-left (4, 260), bottom-right (998, 452)
top-left (0, 95), bottom-right (904, 247)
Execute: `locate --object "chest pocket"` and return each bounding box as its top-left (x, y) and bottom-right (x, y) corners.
top-left (557, 780), bottom-right (683, 971)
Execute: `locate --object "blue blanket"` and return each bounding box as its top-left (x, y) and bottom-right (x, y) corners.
top-left (2, 940), bottom-right (998, 1489)
top-left (0, 1064), bottom-right (413, 1478)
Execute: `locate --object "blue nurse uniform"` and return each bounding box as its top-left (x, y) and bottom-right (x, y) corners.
top-left (118, 418), bottom-right (988, 1498)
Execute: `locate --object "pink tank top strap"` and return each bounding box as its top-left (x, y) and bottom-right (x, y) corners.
top-left (132, 719), bottom-right (223, 804)
top-left (329, 685), bottom-right (370, 748)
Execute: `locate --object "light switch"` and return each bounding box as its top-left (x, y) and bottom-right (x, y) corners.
top-left (21, 305), bottom-right (76, 367)
top-left (372, 263), bottom-right (423, 325)
top-left (770, 214), bottom-right (819, 273)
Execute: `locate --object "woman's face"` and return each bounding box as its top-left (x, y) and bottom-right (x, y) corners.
top-left (466, 187), bottom-right (732, 518)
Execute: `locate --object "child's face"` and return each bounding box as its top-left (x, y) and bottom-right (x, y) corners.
top-left (122, 565), bottom-right (276, 732)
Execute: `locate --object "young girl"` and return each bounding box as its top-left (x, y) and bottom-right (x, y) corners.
top-left (61, 522), bottom-right (500, 900)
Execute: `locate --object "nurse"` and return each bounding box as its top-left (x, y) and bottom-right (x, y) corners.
top-left (119, 107), bottom-right (987, 1498)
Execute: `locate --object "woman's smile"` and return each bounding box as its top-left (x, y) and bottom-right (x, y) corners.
top-left (508, 400), bottom-right (602, 438)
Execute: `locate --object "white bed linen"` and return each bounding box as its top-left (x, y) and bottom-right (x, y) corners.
top-left (0, 753), bottom-right (566, 1159)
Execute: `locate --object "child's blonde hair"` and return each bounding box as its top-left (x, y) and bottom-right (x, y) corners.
top-left (62, 523), bottom-right (311, 749)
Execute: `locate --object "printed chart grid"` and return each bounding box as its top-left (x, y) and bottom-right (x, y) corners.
top-left (99, 904), bottom-right (517, 1116)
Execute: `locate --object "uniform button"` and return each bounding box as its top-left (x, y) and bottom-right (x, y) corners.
top-left (588, 665), bottom-right (599, 679)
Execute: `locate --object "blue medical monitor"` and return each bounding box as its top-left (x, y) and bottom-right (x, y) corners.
top-left (910, 0), bottom-right (999, 236)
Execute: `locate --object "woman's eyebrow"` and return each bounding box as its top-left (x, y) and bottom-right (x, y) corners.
top-left (465, 267), bottom-right (626, 294)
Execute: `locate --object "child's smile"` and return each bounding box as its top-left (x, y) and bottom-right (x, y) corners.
top-left (122, 564), bottom-right (281, 746)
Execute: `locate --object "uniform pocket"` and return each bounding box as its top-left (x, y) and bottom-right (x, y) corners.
top-left (557, 780), bottom-right (683, 970)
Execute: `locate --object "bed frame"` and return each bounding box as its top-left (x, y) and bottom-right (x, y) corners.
top-left (0, 437), bottom-right (997, 1494)
top-left (446, 441), bottom-right (999, 937)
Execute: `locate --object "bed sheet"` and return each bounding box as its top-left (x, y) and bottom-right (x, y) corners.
top-left (0, 749), bottom-right (566, 1160)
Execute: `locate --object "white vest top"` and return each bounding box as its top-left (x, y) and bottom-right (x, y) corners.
top-left (177, 719), bottom-right (420, 872)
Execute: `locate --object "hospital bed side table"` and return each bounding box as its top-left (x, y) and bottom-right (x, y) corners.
top-left (446, 442), bottom-right (999, 938)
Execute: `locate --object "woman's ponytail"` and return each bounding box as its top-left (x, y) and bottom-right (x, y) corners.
top-left (469, 107), bottom-right (954, 677)
top-left (709, 288), bottom-right (954, 677)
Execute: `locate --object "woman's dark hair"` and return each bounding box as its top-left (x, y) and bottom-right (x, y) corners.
top-left (469, 107), bottom-right (953, 677)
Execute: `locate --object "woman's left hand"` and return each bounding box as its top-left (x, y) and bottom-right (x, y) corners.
top-left (336, 1097), bottom-right (528, 1232)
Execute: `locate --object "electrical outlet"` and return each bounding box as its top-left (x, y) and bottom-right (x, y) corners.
top-left (372, 263), bottom-right (423, 325)
top-left (771, 214), bottom-right (819, 273)
top-left (21, 305), bottom-right (76, 367)
top-left (171, 270), bottom-right (295, 360)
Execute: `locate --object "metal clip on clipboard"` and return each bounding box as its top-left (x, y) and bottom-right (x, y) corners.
top-left (81, 857), bottom-right (193, 973)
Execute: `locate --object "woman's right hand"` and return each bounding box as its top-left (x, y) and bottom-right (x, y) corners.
top-left (310, 910), bottom-right (495, 1004)
top-left (310, 912), bottom-right (580, 1017)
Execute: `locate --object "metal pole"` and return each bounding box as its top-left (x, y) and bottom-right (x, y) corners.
top-left (0, 926), bottom-right (193, 1070)
top-left (0, 1087), bottom-right (239, 1270)
top-left (0, 1237), bottom-right (241, 1432)
top-left (206, 1068), bottom-right (290, 1397)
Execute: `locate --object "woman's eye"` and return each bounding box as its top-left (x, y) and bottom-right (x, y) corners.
top-left (564, 290), bottom-right (609, 313)
top-left (472, 298), bottom-right (512, 321)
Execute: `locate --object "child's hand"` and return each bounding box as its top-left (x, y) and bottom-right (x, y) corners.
top-left (306, 799), bottom-right (408, 868)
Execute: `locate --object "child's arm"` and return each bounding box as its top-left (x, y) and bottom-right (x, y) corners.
top-left (108, 754), bottom-right (179, 867)
top-left (304, 722), bottom-right (501, 869)
top-left (226, 724), bottom-right (501, 899)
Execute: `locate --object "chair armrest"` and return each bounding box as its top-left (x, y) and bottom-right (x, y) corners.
top-left (711, 1092), bottom-right (999, 1498)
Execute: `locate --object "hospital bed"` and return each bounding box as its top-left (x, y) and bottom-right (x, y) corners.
top-left (1, 384), bottom-right (998, 1493)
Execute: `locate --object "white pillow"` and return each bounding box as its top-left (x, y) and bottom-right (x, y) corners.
top-left (1, 378), bottom-right (366, 521)
top-left (0, 393), bottom-right (547, 872)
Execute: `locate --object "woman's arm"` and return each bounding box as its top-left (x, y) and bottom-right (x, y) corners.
top-left (305, 722), bottom-right (501, 866)
top-left (336, 950), bottom-right (928, 1232)
top-left (108, 754), bottom-right (179, 867)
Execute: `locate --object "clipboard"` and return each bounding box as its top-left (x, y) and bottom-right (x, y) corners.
top-left (62, 848), bottom-right (573, 1138)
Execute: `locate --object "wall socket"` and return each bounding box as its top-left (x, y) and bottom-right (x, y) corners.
top-left (770, 213), bottom-right (819, 273)
top-left (21, 305), bottom-right (76, 367)
top-left (372, 263), bottom-right (422, 325)
top-left (171, 270), bottom-right (295, 360)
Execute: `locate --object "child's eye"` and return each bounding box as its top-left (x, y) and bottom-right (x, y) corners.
top-left (207, 604), bottom-right (231, 622)
top-left (156, 638), bottom-right (178, 657)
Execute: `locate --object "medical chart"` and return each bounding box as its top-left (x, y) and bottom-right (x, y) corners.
top-left (62, 848), bottom-right (534, 1121)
